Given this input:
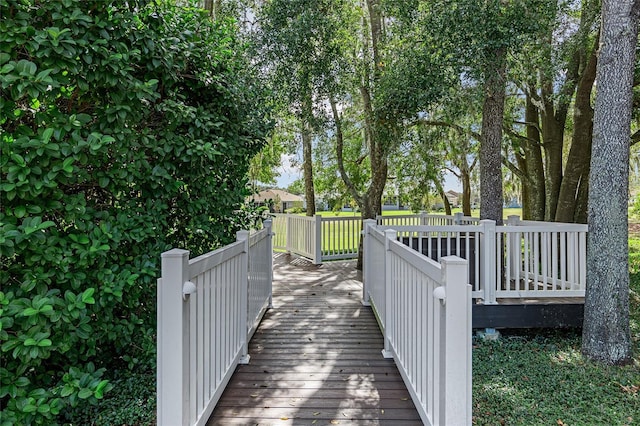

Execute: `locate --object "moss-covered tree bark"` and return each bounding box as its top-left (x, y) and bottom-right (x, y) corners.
top-left (582, 0), bottom-right (640, 365)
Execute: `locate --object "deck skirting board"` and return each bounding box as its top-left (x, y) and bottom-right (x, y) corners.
top-left (472, 302), bottom-right (584, 328)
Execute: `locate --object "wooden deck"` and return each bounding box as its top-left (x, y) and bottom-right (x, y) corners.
top-left (207, 253), bottom-right (422, 425)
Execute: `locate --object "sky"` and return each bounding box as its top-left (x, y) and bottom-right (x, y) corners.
top-left (274, 154), bottom-right (463, 193)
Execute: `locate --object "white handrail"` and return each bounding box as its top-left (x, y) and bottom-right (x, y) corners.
top-left (363, 222), bottom-right (472, 426)
top-left (157, 221), bottom-right (273, 426)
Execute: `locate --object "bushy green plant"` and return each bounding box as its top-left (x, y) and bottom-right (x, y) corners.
top-left (0, 0), bottom-right (271, 423)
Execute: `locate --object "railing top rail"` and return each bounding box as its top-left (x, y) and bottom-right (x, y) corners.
top-left (378, 225), bottom-right (484, 233)
top-left (249, 226), bottom-right (270, 245)
top-left (388, 238), bottom-right (442, 276)
top-left (368, 224), bottom-right (388, 243)
top-left (188, 240), bottom-right (244, 278)
top-left (320, 215), bottom-right (363, 222)
top-left (502, 224), bottom-right (588, 232)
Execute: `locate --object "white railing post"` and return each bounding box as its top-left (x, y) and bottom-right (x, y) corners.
top-left (382, 228), bottom-right (396, 359)
top-left (438, 256), bottom-right (472, 426)
top-left (454, 212), bottom-right (463, 225)
top-left (362, 219), bottom-right (377, 306)
top-left (506, 215), bottom-right (521, 283)
top-left (237, 230), bottom-right (251, 365)
top-left (313, 214), bottom-right (322, 265)
top-left (419, 210), bottom-right (428, 226)
top-left (264, 219), bottom-right (274, 308)
top-left (158, 249), bottom-right (191, 426)
top-left (285, 214), bottom-right (292, 254)
top-left (480, 220), bottom-right (498, 304)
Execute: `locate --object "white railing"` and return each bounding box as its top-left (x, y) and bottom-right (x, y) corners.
top-left (321, 216), bottom-right (361, 260)
top-left (377, 212), bottom-right (479, 227)
top-left (271, 214), bottom-right (321, 264)
top-left (272, 212), bottom-right (479, 264)
top-left (271, 213), bottom-right (287, 252)
top-left (376, 223), bottom-right (485, 300)
top-left (497, 216), bottom-right (588, 298)
top-left (157, 221), bottom-right (273, 426)
top-left (363, 221), bottom-right (472, 426)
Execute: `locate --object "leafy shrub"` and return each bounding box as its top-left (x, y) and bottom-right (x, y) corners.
top-left (0, 0), bottom-right (271, 423)
top-left (285, 207), bottom-right (304, 214)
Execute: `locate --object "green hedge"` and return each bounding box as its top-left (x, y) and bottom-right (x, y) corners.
top-left (0, 0), bottom-right (271, 423)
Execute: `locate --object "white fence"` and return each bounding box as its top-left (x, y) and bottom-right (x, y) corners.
top-left (375, 217), bottom-right (587, 304)
top-left (377, 212), bottom-right (479, 227)
top-left (363, 221), bottom-right (472, 426)
top-left (498, 216), bottom-right (588, 298)
top-left (273, 213), bottom-right (587, 303)
top-left (271, 214), bottom-right (321, 264)
top-left (272, 212), bottom-right (469, 264)
top-left (157, 221), bottom-right (273, 426)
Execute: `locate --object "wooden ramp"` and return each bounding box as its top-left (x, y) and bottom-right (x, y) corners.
top-left (207, 254), bottom-right (422, 425)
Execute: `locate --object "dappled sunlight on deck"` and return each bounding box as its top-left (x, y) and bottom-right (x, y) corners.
top-left (206, 253), bottom-right (421, 425)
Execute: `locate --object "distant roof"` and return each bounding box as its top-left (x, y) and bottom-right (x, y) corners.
top-left (251, 189), bottom-right (303, 203)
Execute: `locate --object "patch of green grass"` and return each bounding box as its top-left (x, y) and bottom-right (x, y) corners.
top-left (472, 331), bottom-right (639, 425)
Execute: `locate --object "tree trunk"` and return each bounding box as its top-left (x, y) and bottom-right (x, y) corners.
top-left (582, 0), bottom-right (639, 365)
top-left (522, 92), bottom-right (545, 220)
top-left (461, 170), bottom-right (472, 216)
top-left (540, 91), bottom-right (565, 221)
top-left (480, 47), bottom-right (506, 225)
top-left (555, 38), bottom-right (597, 223)
top-left (435, 181), bottom-right (452, 216)
top-left (302, 120), bottom-right (316, 216)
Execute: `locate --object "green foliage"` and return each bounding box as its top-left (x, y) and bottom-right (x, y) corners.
top-left (631, 196), bottom-right (640, 218)
top-left (62, 370), bottom-right (156, 426)
top-left (0, 0), bottom-right (270, 423)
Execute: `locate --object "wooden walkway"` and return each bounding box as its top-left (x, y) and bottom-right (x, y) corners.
top-left (207, 253), bottom-right (422, 425)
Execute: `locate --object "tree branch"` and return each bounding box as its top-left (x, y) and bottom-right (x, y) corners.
top-left (413, 118), bottom-right (482, 141)
top-left (330, 96), bottom-right (363, 205)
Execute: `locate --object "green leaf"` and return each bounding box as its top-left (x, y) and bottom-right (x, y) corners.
top-left (62, 157), bottom-right (74, 173)
top-left (77, 388), bottom-right (93, 399)
top-left (22, 308), bottom-right (38, 317)
top-left (42, 128), bottom-right (54, 143)
top-left (22, 404), bottom-right (37, 413)
top-left (14, 206), bottom-right (26, 218)
top-left (15, 59), bottom-right (36, 76)
top-left (81, 288), bottom-right (95, 304)
top-left (60, 385), bottom-right (74, 397)
top-left (24, 338), bottom-right (37, 346)
top-left (94, 380), bottom-right (109, 399)
top-left (15, 377), bottom-right (30, 387)
top-left (37, 339), bottom-right (52, 347)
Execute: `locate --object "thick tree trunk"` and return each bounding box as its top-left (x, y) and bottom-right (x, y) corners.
top-left (480, 47), bottom-right (506, 225)
top-left (555, 40), bottom-right (597, 223)
top-left (522, 92), bottom-right (546, 220)
top-left (582, 0), bottom-right (639, 365)
top-left (540, 97), bottom-right (565, 221)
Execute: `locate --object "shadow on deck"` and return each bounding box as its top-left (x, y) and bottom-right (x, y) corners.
top-left (207, 253), bottom-right (421, 425)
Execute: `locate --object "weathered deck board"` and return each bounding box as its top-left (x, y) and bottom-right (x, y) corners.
top-left (207, 254), bottom-right (422, 425)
